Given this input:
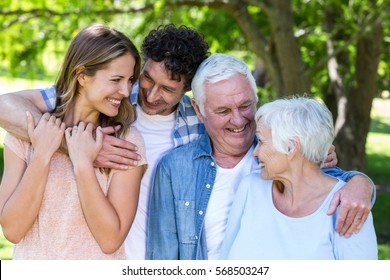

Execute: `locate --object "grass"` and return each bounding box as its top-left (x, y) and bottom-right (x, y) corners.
top-left (366, 98), bottom-right (390, 185)
top-left (0, 228), bottom-right (12, 260)
top-left (374, 192), bottom-right (390, 245)
top-left (0, 78), bottom-right (389, 259)
top-left (366, 98), bottom-right (390, 260)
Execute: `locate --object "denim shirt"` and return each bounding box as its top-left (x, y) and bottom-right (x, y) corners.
top-left (146, 133), bottom-right (217, 260)
top-left (146, 133), bottom-right (372, 260)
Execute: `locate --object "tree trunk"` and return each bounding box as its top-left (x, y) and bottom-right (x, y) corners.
top-left (229, 0), bottom-right (310, 97)
top-left (263, 0), bottom-right (310, 95)
top-left (334, 20), bottom-right (383, 171)
top-left (227, 2), bottom-right (285, 97)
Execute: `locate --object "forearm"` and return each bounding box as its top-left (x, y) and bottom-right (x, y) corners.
top-left (1, 155), bottom-right (50, 243)
top-left (74, 164), bottom-right (126, 254)
top-left (323, 167), bottom-right (376, 204)
top-left (0, 93), bottom-right (43, 142)
top-left (346, 174), bottom-right (375, 205)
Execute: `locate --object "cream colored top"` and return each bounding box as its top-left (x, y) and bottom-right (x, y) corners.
top-left (4, 126), bottom-right (146, 260)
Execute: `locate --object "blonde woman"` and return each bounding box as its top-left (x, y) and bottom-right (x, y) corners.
top-left (0, 24), bottom-right (146, 259)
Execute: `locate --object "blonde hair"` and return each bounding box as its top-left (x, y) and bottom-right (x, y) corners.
top-left (54, 23), bottom-right (141, 138)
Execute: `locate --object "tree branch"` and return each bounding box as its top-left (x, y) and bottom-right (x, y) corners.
top-left (307, 14), bottom-right (383, 76)
top-left (0, 5), bottom-right (155, 29)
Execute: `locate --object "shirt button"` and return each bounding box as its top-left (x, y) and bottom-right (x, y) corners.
top-left (199, 210), bottom-right (203, 215)
top-left (206, 184), bottom-right (211, 189)
top-left (184, 201), bottom-right (190, 206)
top-left (210, 162), bottom-right (215, 167)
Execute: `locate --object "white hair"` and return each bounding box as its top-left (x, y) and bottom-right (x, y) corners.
top-left (191, 53), bottom-right (258, 116)
top-left (255, 96), bottom-right (334, 166)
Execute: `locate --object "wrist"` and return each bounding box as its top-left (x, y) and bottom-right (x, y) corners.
top-left (30, 150), bottom-right (53, 166)
top-left (72, 160), bottom-right (95, 175)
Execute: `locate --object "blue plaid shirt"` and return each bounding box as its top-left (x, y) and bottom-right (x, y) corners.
top-left (39, 83), bottom-right (206, 148)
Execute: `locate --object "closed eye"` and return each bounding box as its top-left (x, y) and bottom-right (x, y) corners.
top-left (216, 109), bottom-right (230, 115)
top-left (240, 104), bottom-right (251, 110)
top-left (162, 87), bottom-right (176, 93)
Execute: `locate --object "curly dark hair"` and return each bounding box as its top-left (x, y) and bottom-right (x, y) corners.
top-left (141, 24), bottom-right (209, 91)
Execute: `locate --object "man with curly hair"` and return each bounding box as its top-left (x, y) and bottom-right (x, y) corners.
top-left (0, 24), bottom-right (210, 259)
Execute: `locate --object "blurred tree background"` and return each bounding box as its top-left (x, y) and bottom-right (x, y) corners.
top-left (0, 0), bottom-right (389, 260)
top-left (1, 0), bottom-right (389, 171)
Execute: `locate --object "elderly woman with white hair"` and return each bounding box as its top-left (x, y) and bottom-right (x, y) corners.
top-left (220, 97), bottom-right (378, 260)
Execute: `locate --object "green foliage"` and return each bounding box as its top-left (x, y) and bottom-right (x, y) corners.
top-left (1, 0), bottom-right (388, 97)
top-left (0, 0), bottom-right (119, 80)
top-left (293, 0), bottom-right (389, 99)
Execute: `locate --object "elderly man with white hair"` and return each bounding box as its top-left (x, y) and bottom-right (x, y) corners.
top-left (146, 54), bottom-right (376, 260)
top-left (220, 97), bottom-right (377, 259)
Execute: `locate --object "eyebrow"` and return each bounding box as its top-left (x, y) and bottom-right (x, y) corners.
top-left (143, 70), bottom-right (181, 92)
top-left (162, 84), bottom-right (179, 92)
top-left (215, 99), bottom-right (254, 110)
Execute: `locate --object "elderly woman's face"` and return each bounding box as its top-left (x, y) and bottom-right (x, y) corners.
top-left (253, 120), bottom-right (288, 180)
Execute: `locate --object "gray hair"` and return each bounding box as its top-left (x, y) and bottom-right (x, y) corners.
top-left (191, 53), bottom-right (258, 116)
top-left (255, 96), bottom-right (334, 166)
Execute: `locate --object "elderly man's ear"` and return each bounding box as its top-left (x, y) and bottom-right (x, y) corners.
top-left (191, 99), bottom-right (204, 120)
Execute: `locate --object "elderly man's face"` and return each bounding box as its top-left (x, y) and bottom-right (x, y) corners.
top-left (198, 73), bottom-right (257, 159)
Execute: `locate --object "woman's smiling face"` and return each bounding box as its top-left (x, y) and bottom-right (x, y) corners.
top-left (253, 120), bottom-right (289, 180)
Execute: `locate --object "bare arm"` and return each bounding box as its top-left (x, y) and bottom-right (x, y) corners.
top-left (65, 123), bottom-right (143, 253)
top-left (95, 125), bottom-right (142, 170)
top-left (0, 89), bottom-right (47, 141)
top-left (0, 89), bottom-right (140, 168)
top-left (0, 113), bottom-right (65, 243)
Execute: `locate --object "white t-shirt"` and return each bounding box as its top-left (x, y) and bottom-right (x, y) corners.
top-left (124, 106), bottom-right (176, 259)
top-left (204, 144), bottom-right (258, 260)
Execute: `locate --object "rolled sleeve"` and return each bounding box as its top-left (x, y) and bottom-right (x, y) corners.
top-left (39, 86), bottom-right (56, 112)
top-left (322, 167), bottom-right (376, 205)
